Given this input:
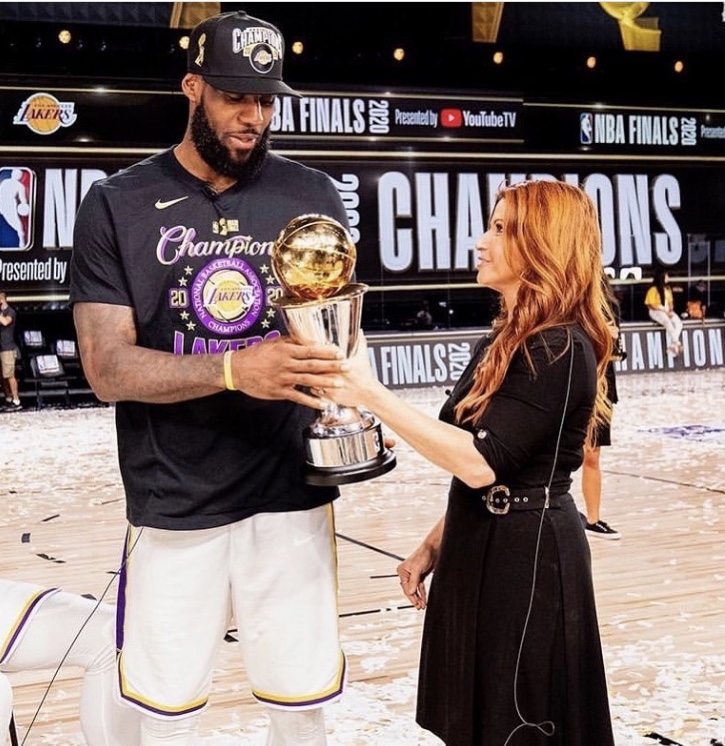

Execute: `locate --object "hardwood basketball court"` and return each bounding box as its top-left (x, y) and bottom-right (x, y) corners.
top-left (1, 367), bottom-right (724, 745)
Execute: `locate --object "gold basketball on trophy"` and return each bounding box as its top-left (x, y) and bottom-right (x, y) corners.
top-left (272, 214), bottom-right (356, 301)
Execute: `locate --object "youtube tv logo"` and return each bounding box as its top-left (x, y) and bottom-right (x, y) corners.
top-left (441, 108), bottom-right (463, 128)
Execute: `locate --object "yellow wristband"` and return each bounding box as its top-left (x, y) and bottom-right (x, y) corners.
top-left (223, 349), bottom-right (236, 391)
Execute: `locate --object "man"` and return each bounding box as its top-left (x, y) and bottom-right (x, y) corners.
top-left (70, 11), bottom-right (348, 745)
top-left (0, 579), bottom-right (140, 746)
top-left (0, 292), bottom-right (21, 412)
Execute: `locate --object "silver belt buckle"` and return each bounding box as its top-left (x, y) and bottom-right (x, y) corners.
top-left (484, 484), bottom-right (510, 515)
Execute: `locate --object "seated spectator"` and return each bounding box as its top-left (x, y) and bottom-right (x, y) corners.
top-left (644, 267), bottom-right (683, 356)
top-left (415, 300), bottom-right (434, 329)
top-left (686, 279), bottom-right (708, 321)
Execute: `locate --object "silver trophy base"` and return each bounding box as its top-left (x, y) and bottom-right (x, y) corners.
top-left (303, 416), bottom-right (397, 486)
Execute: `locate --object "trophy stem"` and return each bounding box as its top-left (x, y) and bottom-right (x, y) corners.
top-left (318, 402), bottom-right (346, 428)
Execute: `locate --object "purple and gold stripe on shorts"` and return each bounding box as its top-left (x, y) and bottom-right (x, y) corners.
top-left (252, 650), bottom-right (347, 708)
top-left (0, 587), bottom-right (57, 664)
top-left (117, 650), bottom-right (209, 717)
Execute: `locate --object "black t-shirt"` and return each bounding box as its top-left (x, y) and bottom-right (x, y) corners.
top-left (70, 149), bottom-right (349, 529)
top-left (440, 325), bottom-right (596, 497)
top-left (0, 306), bottom-right (17, 352)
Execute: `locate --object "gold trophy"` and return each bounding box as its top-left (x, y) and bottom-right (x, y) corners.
top-left (271, 214), bottom-right (396, 486)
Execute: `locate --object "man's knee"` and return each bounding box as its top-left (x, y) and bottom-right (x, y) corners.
top-left (140, 712), bottom-right (200, 744)
top-left (266, 707), bottom-right (327, 745)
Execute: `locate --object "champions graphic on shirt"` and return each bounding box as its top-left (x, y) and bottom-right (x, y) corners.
top-left (163, 223), bottom-right (285, 353)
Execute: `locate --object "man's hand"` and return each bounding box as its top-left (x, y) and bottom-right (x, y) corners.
top-left (74, 303), bottom-right (347, 406)
top-left (229, 337), bottom-right (346, 407)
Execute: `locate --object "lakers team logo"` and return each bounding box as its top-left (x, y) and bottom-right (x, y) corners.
top-left (13, 92), bottom-right (77, 135)
top-left (192, 258), bottom-right (264, 335)
top-left (0, 167), bottom-right (35, 250)
top-left (234, 26), bottom-right (282, 75)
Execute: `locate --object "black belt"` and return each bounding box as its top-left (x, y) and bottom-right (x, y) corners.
top-left (483, 485), bottom-right (562, 515)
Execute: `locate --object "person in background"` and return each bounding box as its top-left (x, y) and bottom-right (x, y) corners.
top-left (0, 579), bottom-right (140, 746)
top-left (580, 279), bottom-right (621, 540)
top-left (324, 180), bottom-right (616, 745)
top-left (686, 278), bottom-right (708, 321)
top-left (70, 10), bottom-right (349, 745)
top-left (415, 300), bottom-right (434, 329)
top-left (644, 267), bottom-right (683, 356)
top-left (0, 292), bottom-right (21, 412)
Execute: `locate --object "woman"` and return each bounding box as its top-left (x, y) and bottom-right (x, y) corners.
top-left (325, 180), bottom-right (616, 745)
top-left (644, 267), bottom-right (683, 355)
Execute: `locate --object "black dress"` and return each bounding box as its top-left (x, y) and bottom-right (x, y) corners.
top-left (416, 325), bottom-right (615, 746)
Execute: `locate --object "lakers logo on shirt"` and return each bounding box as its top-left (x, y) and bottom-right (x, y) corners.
top-left (192, 258), bottom-right (264, 335)
top-left (204, 269), bottom-right (255, 322)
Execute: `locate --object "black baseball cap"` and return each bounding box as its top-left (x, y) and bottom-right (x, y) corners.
top-left (188, 11), bottom-right (301, 97)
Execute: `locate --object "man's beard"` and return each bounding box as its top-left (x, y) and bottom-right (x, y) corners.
top-left (190, 102), bottom-right (270, 184)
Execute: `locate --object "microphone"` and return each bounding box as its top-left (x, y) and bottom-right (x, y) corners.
top-left (203, 183), bottom-right (220, 201)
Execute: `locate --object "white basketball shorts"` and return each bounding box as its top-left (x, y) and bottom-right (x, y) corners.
top-left (116, 504), bottom-right (346, 718)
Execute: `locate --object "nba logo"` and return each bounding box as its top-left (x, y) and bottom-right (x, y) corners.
top-left (580, 113), bottom-right (593, 145)
top-left (0, 167), bottom-right (35, 250)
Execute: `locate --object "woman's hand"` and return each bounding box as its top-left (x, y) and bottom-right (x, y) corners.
top-left (321, 335), bottom-right (379, 409)
top-left (398, 548), bottom-right (436, 610)
top-left (397, 532), bottom-right (441, 610)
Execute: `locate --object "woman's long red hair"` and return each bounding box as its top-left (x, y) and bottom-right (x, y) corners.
top-left (455, 180), bottom-right (614, 445)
